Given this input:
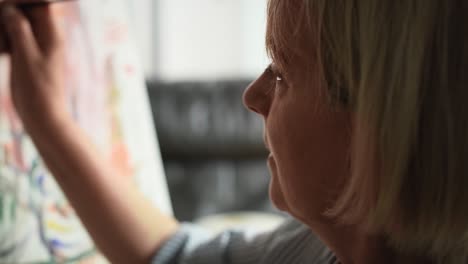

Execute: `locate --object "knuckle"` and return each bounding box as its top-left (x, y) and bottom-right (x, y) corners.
top-left (10, 17), bottom-right (29, 35)
top-left (13, 14), bottom-right (26, 28)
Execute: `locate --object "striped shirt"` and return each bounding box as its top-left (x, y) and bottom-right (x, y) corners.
top-left (152, 218), bottom-right (340, 264)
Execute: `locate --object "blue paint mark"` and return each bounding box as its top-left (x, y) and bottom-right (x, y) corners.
top-left (49, 238), bottom-right (76, 250)
top-left (37, 174), bottom-right (46, 195)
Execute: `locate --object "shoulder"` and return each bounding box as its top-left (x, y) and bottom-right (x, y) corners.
top-left (250, 218), bottom-right (336, 263)
top-left (153, 217), bottom-right (337, 264)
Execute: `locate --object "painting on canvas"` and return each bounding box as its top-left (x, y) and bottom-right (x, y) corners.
top-left (0, 1), bottom-right (171, 263)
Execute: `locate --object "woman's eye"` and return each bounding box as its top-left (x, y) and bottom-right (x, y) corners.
top-left (270, 64), bottom-right (284, 84)
top-left (265, 63), bottom-right (286, 92)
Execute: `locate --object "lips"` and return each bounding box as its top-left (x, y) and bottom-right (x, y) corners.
top-left (264, 134), bottom-right (271, 152)
top-left (267, 153), bottom-right (276, 172)
top-left (265, 135), bottom-right (274, 168)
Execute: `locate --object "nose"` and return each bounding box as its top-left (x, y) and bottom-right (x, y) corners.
top-left (243, 70), bottom-right (273, 117)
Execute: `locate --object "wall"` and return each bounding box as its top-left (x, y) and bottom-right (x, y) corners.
top-left (153, 0), bottom-right (268, 81)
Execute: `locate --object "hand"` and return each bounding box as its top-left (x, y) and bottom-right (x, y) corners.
top-left (2, 4), bottom-right (68, 130)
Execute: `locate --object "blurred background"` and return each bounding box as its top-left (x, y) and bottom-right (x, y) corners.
top-left (0, 1), bottom-right (281, 262)
top-left (127, 0), bottom-right (280, 223)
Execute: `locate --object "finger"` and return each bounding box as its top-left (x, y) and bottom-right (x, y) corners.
top-left (2, 4), bottom-right (41, 61)
top-left (22, 4), bottom-right (62, 56)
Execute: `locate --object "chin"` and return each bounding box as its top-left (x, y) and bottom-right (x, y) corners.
top-left (269, 177), bottom-right (289, 211)
top-left (267, 154), bottom-right (289, 211)
top-left (268, 173), bottom-right (319, 225)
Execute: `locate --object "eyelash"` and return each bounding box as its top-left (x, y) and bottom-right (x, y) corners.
top-left (266, 65), bottom-right (284, 88)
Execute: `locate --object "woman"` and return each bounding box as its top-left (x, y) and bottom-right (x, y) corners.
top-left (2, 0), bottom-right (468, 263)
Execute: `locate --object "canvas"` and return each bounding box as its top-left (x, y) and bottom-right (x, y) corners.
top-left (0, 0), bottom-right (172, 263)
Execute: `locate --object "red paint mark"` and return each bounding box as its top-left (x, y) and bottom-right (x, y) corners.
top-left (47, 204), bottom-right (74, 218)
top-left (124, 64), bottom-right (135, 76)
top-left (105, 21), bottom-right (129, 44)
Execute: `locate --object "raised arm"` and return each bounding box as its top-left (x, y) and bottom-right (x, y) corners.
top-left (2, 5), bottom-right (178, 264)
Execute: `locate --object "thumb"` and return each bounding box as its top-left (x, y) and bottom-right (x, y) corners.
top-left (2, 5), bottom-right (41, 62)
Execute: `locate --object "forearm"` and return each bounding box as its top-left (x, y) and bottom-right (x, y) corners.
top-left (27, 113), bottom-right (179, 264)
top-left (1, 5), bottom-right (177, 263)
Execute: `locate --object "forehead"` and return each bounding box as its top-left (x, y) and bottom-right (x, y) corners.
top-left (266, 0), bottom-right (318, 73)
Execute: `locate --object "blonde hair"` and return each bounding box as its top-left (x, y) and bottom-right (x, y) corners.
top-left (267, 0), bottom-right (468, 262)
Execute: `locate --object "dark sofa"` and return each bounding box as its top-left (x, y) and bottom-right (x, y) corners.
top-left (147, 80), bottom-right (278, 221)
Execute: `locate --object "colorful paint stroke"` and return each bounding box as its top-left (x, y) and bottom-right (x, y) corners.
top-left (0, 1), bottom-right (172, 263)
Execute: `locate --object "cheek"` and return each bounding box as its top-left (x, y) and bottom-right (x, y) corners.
top-left (267, 99), bottom-right (351, 220)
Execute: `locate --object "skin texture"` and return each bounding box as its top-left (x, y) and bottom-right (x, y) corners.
top-left (242, 54), bottom-right (402, 264)
top-left (243, 63), bottom-right (351, 223)
top-left (2, 2), bottom-right (431, 264)
top-left (243, 64), bottom-right (372, 263)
